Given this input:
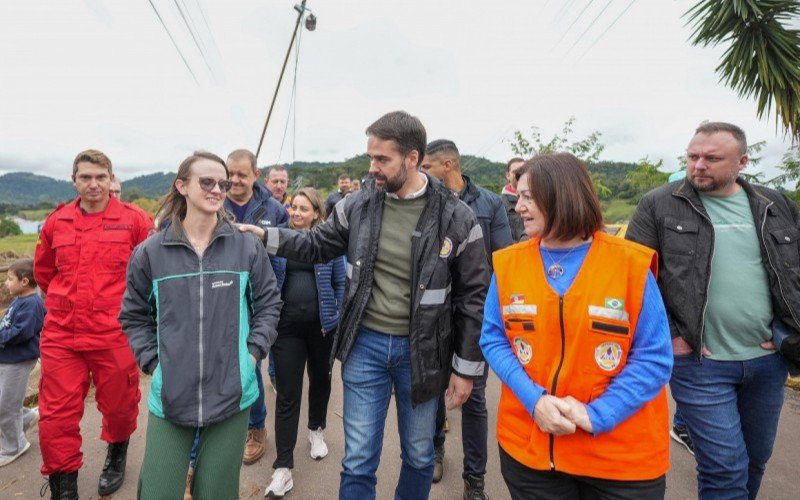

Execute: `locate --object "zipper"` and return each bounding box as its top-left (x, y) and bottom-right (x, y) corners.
top-left (549, 296), bottom-right (567, 470)
top-left (676, 193), bottom-right (714, 359)
top-left (198, 257), bottom-right (204, 425)
top-left (759, 200), bottom-right (800, 331)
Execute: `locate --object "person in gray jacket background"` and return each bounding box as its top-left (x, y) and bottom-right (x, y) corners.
top-left (120, 151), bottom-right (282, 500)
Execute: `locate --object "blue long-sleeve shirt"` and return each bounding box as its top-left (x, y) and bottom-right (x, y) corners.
top-left (480, 242), bottom-right (672, 434)
top-left (0, 294), bottom-right (45, 363)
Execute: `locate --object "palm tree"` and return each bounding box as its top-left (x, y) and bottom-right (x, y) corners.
top-left (685, 1), bottom-right (800, 142)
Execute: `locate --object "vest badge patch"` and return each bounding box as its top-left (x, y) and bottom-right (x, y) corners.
top-left (439, 237), bottom-right (453, 258)
top-left (604, 297), bottom-right (624, 311)
top-left (595, 342), bottom-right (623, 371)
top-left (510, 294), bottom-right (525, 305)
top-left (513, 337), bottom-right (532, 365)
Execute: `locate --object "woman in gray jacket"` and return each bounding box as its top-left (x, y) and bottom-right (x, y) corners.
top-left (120, 151), bottom-right (282, 500)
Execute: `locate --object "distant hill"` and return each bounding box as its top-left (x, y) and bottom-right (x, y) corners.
top-left (0, 157), bottom-right (641, 207)
top-left (0, 172), bottom-right (75, 206)
top-left (120, 172), bottom-right (174, 199)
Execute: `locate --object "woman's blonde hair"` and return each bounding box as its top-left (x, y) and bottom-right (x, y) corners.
top-left (289, 187), bottom-right (326, 229)
top-left (155, 151), bottom-right (230, 229)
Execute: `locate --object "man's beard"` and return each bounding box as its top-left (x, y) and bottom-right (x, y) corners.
top-left (374, 161), bottom-right (408, 194)
top-left (688, 171), bottom-right (737, 193)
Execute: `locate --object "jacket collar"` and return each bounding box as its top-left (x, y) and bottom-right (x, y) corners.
top-left (58, 195), bottom-right (122, 220)
top-left (162, 217), bottom-right (235, 246)
top-left (672, 176), bottom-right (770, 208)
top-left (459, 175), bottom-right (479, 203)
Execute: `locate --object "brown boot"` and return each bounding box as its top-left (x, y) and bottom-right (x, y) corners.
top-left (183, 466), bottom-right (194, 500)
top-left (242, 428), bottom-right (267, 465)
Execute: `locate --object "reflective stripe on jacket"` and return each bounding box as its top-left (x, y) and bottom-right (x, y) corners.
top-left (493, 232), bottom-right (669, 481)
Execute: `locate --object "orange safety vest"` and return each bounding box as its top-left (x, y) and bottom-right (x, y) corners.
top-left (493, 231), bottom-right (669, 481)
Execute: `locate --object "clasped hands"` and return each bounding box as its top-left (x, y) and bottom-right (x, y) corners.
top-left (533, 394), bottom-right (593, 436)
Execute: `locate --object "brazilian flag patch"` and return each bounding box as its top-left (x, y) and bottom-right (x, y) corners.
top-left (604, 298), bottom-right (624, 311)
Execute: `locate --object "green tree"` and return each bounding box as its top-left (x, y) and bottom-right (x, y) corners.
top-left (506, 117), bottom-right (605, 164)
top-left (121, 187), bottom-right (146, 202)
top-left (625, 158), bottom-right (670, 203)
top-left (0, 218), bottom-right (22, 238)
top-left (685, 1), bottom-right (800, 141)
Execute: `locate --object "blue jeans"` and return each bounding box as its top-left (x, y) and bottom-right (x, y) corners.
top-left (339, 328), bottom-right (439, 500)
top-left (670, 352), bottom-right (787, 500)
top-left (248, 360), bottom-right (267, 429)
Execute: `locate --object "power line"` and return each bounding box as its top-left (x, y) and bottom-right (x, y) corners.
top-left (577, 0), bottom-right (637, 62)
top-left (554, 0), bottom-right (578, 21)
top-left (173, 0), bottom-right (216, 81)
top-left (553, 0), bottom-right (595, 49)
top-left (564, 0), bottom-right (614, 56)
top-left (147, 0), bottom-right (199, 84)
top-left (278, 24), bottom-right (304, 163)
top-left (192, 0), bottom-right (221, 60)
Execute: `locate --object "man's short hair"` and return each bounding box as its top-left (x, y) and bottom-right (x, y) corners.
top-left (8, 258), bottom-right (37, 288)
top-left (426, 139), bottom-right (459, 157)
top-left (265, 164), bottom-right (287, 176)
top-left (73, 149), bottom-right (112, 176)
top-left (523, 153), bottom-right (603, 242)
top-left (506, 157), bottom-right (525, 173)
top-left (338, 173), bottom-right (351, 181)
top-left (366, 111), bottom-right (427, 167)
top-left (694, 122), bottom-right (747, 154)
top-left (227, 149), bottom-right (258, 173)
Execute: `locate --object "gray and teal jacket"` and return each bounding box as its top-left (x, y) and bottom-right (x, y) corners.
top-left (264, 174), bottom-right (491, 405)
top-left (119, 219), bottom-right (282, 426)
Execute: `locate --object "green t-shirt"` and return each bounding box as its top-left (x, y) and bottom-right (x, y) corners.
top-left (361, 194), bottom-right (427, 335)
top-left (700, 189), bottom-right (773, 360)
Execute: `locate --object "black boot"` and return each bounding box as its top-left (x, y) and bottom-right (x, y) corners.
top-left (463, 474), bottom-right (489, 500)
top-left (97, 439), bottom-right (128, 496)
top-left (46, 471), bottom-right (79, 500)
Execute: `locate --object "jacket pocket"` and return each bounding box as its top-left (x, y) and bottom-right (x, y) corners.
top-left (769, 227), bottom-right (800, 268)
top-left (661, 217), bottom-right (699, 256)
top-left (582, 316), bottom-right (632, 377)
top-left (52, 233), bottom-right (78, 271)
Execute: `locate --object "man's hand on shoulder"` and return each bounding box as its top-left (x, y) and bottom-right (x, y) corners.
top-left (238, 223), bottom-right (266, 240)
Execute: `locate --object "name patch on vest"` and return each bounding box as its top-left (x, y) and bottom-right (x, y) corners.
top-left (595, 342), bottom-right (623, 371)
top-left (513, 338), bottom-right (532, 365)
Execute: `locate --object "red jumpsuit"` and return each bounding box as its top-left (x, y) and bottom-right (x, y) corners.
top-left (34, 196), bottom-right (153, 475)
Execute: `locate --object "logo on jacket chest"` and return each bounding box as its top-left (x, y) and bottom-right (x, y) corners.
top-left (513, 337), bottom-right (532, 365)
top-left (595, 342), bottom-right (623, 371)
top-left (439, 237), bottom-right (453, 258)
top-left (211, 280), bottom-right (233, 289)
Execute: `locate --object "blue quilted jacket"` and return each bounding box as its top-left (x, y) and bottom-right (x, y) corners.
top-left (270, 254), bottom-right (346, 333)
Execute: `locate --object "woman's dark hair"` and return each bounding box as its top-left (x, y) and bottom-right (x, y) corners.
top-left (155, 151), bottom-right (229, 228)
top-left (523, 152), bottom-right (603, 241)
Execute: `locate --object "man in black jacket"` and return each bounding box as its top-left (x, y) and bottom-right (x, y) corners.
top-left (240, 111), bottom-right (489, 500)
top-left (627, 122), bottom-right (799, 500)
top-left (421, 139), bottom-right (511, 499)
top-left (324, 174), bottom-right (352, 217)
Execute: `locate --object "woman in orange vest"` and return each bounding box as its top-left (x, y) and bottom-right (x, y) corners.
top-left (481, 153), bottom-right (673, 499)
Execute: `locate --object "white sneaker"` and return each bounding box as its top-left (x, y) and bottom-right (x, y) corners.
top-left (309, 428), bottom-right (328, 460)
top-left (23, 407), bottom-right (39, 433)
top-left (0, 441), bottom-right (31, 467)
top-left (264, 467), bottom-right (293, 497)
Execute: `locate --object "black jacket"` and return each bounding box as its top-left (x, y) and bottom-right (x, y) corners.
top-left (500, 189), bottom-right (528, 242)
top-left (265, 174), bottom-right (491, 404)
top-left (627, 178), bottom-right (800, 373)
top-left (460, 175), bottom-right (513, 263)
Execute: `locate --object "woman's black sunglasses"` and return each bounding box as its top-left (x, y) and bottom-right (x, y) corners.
top-left (193, 177), bottom-right (234, 193)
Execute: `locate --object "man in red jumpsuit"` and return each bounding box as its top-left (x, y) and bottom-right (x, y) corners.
top-left (34, 149), bottom-right (153, 499)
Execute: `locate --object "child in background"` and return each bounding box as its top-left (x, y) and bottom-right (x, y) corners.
top-left (0, 258), bottom-right (45, 467)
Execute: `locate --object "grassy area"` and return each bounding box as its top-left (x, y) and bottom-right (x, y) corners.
top-left (0, 234), bottom-right (38, 256)
top-left (16, 208), bottom-right (51, 220)
top-left (603, 199), bottom-right (637, 223)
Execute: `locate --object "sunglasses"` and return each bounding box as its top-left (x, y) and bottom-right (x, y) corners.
top-left (191, 177), bottom-right (234, 193)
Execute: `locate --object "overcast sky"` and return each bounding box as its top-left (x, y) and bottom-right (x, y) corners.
top-left (0, 0), bottom-right (795, 182)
